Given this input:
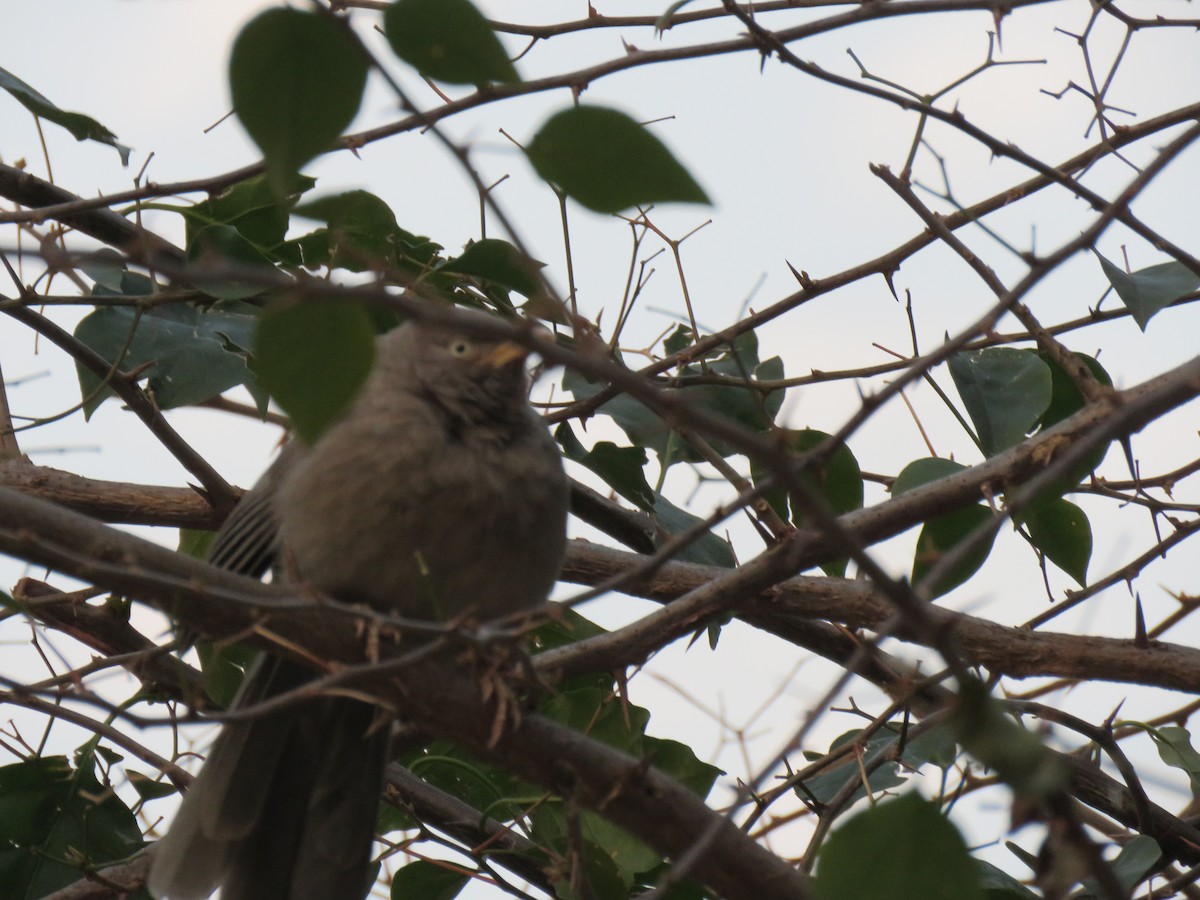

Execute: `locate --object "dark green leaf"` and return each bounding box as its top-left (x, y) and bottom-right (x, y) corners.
top-left (541, 687), bottom-right (649, 755)
top-left (184, 173), bottom-right (316, 255)
top-left (949, 348), bottom-right (1052, 456)
top-left (815, 793), bottom-right (983, 900)
top-left (1036, 352), bottom-right (1112, 430)
top-left (564, 330), bottom-right (782, 468)
top-left (384, 0), bottom-right (519, 86)
top-left (892, 457), bottom-right (966, 497)
top-left (650, 492), bottom-right (736, 568)
top-left (527, 105), bottom-right (709, 213)
top-left (229, 9), bottom-right (368, 190)
top-left (975, 860), bottom-right (1040, 898)
top-left (390, 860), bottom-right (469, 900)
top-left (1023, 498), bottom-right (1091, 586)
top-left (527, 807), bottom-right (634, 897)
top-left (127, 770), bottom-right (177, 802)
top-left (195, 643), bottom-right (257, 709)
top-left (0, 754), bottom-right (143, 898)
top-left (912, 504), bottom-right (995, 598)
top-left (91, 270), bottom-right (155, 298)
top-left (0, 66), bottom-right (131, 163)
top-left (403, 743), bottom-right (532, 823)
top-left (1076, 836), bottom-right (1160, 897)
top-left (643, 737), bottom-right (723, 799)
top-left (895, 459), bottom-right (995, 598)
top-left (74, 302), bottom-right (261, 417)
top-left (1024, 352), bottom-right (1112, 502)
top-left (253, 299), bottom-right (376, 444)
top-left (187, 224), bottom-right (279, 300)
top-left (440, 239), bottom-right (546, 299)
top-left (751, 428), bottom-right (862, 575)
top-left (555, 422), bottom-right (655, 510)
top-left (954, 680), bottom-right (1067, 798)
top-left (1097, 251), bottom-right (1200, 331)
top-left (296, 190), bottom-right (443, 273)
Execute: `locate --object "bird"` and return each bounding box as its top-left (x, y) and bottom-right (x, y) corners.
top-left (148, 307), bottom-right (570, 900)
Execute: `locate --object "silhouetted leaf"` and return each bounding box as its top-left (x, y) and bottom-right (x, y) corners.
top-left (815, 793), bottom-right (984, 900)
top-left (390, 861), bottom-right (468, 900)
top-left (253, 299), bottom-right (376, 443)
top-left (440, 239), bottom-right (545, 299)
top-left (229, 9), bottom-right (367, 190)
top-left (0, 66), bottom-right (131, 163)
top-left (296, 190), bottom-right (443, 273)
top-left (527, 105), bottom-right (709, 213)
top-left (384, 0), bottom-right (518, 86)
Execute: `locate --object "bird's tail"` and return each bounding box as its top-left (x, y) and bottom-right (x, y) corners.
top-left (149, 656), bottom-right (389, 900)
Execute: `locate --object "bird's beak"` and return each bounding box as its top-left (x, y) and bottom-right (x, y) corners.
top-left (481, 341), bottom-right (529, 368)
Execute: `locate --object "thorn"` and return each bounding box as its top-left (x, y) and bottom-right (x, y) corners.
top-left (785, 260), bottom-right (813, 289)
top-left (882, 269), bottom-right (899, 301)
top-left (1134, 594), bottom-right (1148, 648)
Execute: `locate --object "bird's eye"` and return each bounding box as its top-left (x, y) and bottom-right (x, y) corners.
top-left (448, 339), bottom-right (472, 357)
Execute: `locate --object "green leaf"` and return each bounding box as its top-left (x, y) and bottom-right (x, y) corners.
top-left (564, 330), bottom-right (782, 468)
top-left (187, 224), bottom-right (280, 300)
top-left (1076, 836), bottom-right (1160, 897)
top-left (1023, 352), bottom-right (1112, 502)
top-left (183, 172), bottom-right (316, 256)
top-left (127, 770), bottom-right (177, 802)
top-left (390, 860), bottom-right (469, 900)
top-left (1036, 352), bottom-right (1112, 431)
top-left (1096, 251), bottom-right (1200, 331)
top-left (894, 459), bottom-right (996, 598)
top-left (229, 8), bottom-right (368, 190)
top-left (195, 642), bottom-right (257, 709)
top-left (555, 422), bottom-right (655, 510)
top-left (439, 239), bottom-right (546, 299)
top-left (815, 794), bottom-right (984, 900)
top-left (0, 754), bottom-right (143, 898)
top-left (73, 302), bottom-right (261, 417)
top-left (892, 457), bottom-right (966, 496)
top-left (975, 860), bottom-right (1040, 898)
top-left (253, 299), bottom-right (377, 444)
top-left (912, 505), bottom-right (995, 598)
top-left (0, 66), bottom-right (131, 163)
top-left (650, 491), bottom-right (737, 568)
top-left (296, 190), bottom-right (444, 273)
top-left (954, 680), bottom-right (1067, 798)
top-left (527, 105), bottom-right (710, 214)
top-left (643, 738), bottom-right (723, 799)
top-left (1146, 725), bottom-right (1200, 791)
top-left (541, 687), bottom-right (649, 755)
top-left (384, 0), bottom-right (518, 86)
top-left (527, 807), bottom-right (634, 896)
top-left (177, 529), bottom-right (216, 560)
top-left (751, 428), bottom-right (862, 575)
top-left (948, 348), bottom-right (1052, 456)
top-left (1023, 498), bottom-right (1091, 586)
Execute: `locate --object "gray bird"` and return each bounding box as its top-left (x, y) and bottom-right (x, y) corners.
top-left (148, 309), bottom-right (570, 900)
